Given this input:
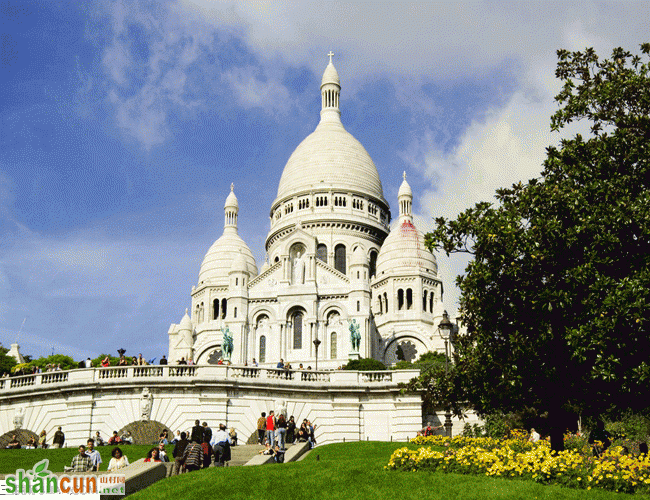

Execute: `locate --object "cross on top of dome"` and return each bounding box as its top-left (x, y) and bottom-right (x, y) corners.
top-left (328, 51), bottom-right (334, 64)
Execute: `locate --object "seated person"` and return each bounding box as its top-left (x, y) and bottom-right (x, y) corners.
top-left (94, 431), bottom-right (104, 446)
top-left (158, 443), bottom-right (170, 462)
top-left (229, 427), bottom-right (238, 446)
top-left (7, 435), bottom-right (21, 449)
top-left (120, 431), bottom-right (133, 444)
top-left (144, 448), bottom-right (162, 462)
top-left (108, 431), bottom-right (122, 445)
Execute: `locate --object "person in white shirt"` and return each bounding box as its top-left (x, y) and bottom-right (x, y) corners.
top-left (86, 439), bottom-right (102, 471)
top-left (529, 428), bottom-right (541, 443)
top-left (210, 424), bottom-right (232, 466)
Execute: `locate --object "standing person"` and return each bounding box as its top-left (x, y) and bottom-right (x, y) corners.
top-left (85, 439), bottom-right (102, 471)
top-left (159, 355), bottom-right (168, 365)
top-left (71, 445), bottom-right (92, 472)
top-left (589, 420), bottom-right (612, 457)
top-left (172, 432), bottom-right (189, 475)
top-left (190, 420), bottom-right (204, 444)
top-left (257, 412), bottom-right (266, 445)
top-left (53, 427), bottom-right (65, 448)
top-left (286, 416), bottom-right (296, 445)
top-left (266, 410), bottom-right (276, 448)
top-left (202, 422), bottom-right (212, 445)
top-left (211, 424), bottom-right (232, 467)
top-left (182, 439), bottom-right (204, 472)
top-left (38, 429), bottom-right (47, 449)
top-left (276, 414), bottom-right (287, 450)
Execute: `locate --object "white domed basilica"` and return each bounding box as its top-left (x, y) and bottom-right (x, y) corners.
top-left (168, 56), bottom-right (449, 368)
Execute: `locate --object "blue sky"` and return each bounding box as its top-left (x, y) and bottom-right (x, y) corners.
top-left (1, 0), bottom-right (649, 360)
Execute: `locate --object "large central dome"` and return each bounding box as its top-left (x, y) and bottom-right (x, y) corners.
top-left (274, 59), bottom-right (386, 205)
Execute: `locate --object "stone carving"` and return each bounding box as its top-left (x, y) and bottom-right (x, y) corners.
top-left (222, 327), bottom-right (234, 362)
top-left (293, 252), bottom-right (305, 284)
top-left (140, 387), bottom-right (152, 421)
top-left (349, 319), bottom-right (361, 352)
top-left (13, 407), bottom-right (25, 429)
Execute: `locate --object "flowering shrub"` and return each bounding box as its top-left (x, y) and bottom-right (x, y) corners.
top-left (387, 435), bottom-right (650, 494)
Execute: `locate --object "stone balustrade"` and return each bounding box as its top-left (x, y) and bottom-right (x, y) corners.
top-left (0, 366), bottom-right (416, 394)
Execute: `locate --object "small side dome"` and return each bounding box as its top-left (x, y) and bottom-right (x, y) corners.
top-left (179, 309), bottom-right (193, 331)
top-left (376, 219), bottom-right (437, 276)
top-left (224, 183), bottom-right (238, 210)
top-left (398, 172), bottom-right (413, 198)
top-left (260, 260), bottom-right (270, 274)
top-left (321, 61), bottom-right (340, 88)
top-left (351, 246), bottom-right (369, 266)
top-left (199, 233), bottom-right (258, 283)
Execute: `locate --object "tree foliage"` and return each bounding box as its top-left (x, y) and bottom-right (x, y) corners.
top-left (421, 44), bottom-right (650, 450)
top-left (0, 346), bottom-right (17, 375)
top-left (343, 358), bottom-right (387, 371)
top-left (30, 354), bottom-right (78, 371)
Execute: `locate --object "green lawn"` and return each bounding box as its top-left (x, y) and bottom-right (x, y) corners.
top-left (127, 442), bottom-right (650, 500)
top-left (0, 444), bottom-right (160, 474)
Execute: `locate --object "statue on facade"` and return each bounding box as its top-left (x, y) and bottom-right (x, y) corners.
top-left (293, 252), bottom-right (305, 284)
top-left (274, 399), bottom-right (287, 418)
top-left (13, 407), bottom-right (25, 429)
top-left (222, 327), bottom-right (234, 362)
top-left (349, 319), bottom-right (361, 352)
top-left (140, 387), bottom-right (152, 421)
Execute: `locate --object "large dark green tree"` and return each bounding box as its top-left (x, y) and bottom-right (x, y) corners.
top-left (421, 45), bottom-right (650, 451)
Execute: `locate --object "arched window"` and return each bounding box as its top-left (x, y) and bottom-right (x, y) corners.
top-left (213, 299), bottom-right (219, 320)
top-left (429, 291), bottom-right (434, 313)
top-left (259, 335), bottom-right (266, 363)
top-left (423, 290), bottom-right (428, 312)
top-left (293, 311), bottom-right (303, 349)
top-left (407, 289), bottom-right (413, 310)
top-left (234, 307), bottom-right (237, 319)
top-left (378, 297), bottom-right (383, 315)
top-left (357, 300), bottom-right (360, 312)
top-left (317, 244), bottom-right (327, 263)
top-left (334, 244), bottom-right (346, 274)
top-left (221, 298), bottom-right (227, 319)
top-left (330, 332), bottom-right (337, 359)
top-left (398, 289), bottom-right (404, 310)
top-left (384, 293), bottom-right (388, 313)
top-left (200, 303), bottom-right (204, 323)
top-left (369, 250), bottom-right (377, 278)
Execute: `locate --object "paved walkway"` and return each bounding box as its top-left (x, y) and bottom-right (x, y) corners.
top-left (222, 443), bottom-right (295, 466)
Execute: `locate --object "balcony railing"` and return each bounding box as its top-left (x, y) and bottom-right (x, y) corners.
top-left (0, 366), bottom-right (418, 393)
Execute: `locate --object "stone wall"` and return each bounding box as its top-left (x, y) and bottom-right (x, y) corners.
top-left (0, 366), bottom-right (422, 448)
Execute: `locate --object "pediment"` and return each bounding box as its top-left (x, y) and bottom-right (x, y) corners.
top-left (249, 261), bottom-right (283, 291)
top-left (316, 260), bottom-right (350, 285)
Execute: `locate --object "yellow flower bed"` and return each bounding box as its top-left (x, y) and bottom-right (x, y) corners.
top-left (387, 435), bottom-right (650, 494)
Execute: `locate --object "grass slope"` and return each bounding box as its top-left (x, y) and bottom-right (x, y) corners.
top-left (0, 445), bottom-right (158, 474)
top-left (128, 442), bottom-right (650, 500)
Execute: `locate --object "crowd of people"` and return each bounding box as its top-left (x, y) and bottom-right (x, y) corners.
top-left (257, 412), bottom-right (316, 451)
top-left (6, 412), bottom-right (318, 472)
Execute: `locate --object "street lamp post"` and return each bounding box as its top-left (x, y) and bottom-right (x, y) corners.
top-left (438, 311), bottom-right (454, 438)
top-left (313, 338), bottom-right (322, 371)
